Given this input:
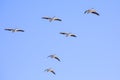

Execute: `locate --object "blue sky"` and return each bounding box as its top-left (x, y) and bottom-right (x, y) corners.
top-left (0, 0), bottom-right (120, 80)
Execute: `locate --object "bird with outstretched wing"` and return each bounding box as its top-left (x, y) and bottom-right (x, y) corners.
top-left (84, 8), bottom-right (100, 16)
top-left (44, 68), bottom-right (56, 75)
top-left (42, 16), bottom-right (62, 22)
top-left (48, 54), bottom-right (61, 61)
top-left (60, 32), bottom-right (77, 37)
top-left (4, 28), bottom-right (24, 32)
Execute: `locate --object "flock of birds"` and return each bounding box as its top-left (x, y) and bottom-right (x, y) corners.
top-left (4, 8), bottom-right (100, 76)
top-left (4, 8), bottom-right (99, 37)
top-left (42, 8), bottom-right (100, 76)
top-left (45, 54), bottom-right (60, 75)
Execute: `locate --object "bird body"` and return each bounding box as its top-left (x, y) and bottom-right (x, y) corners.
top-left (4, 28), bottom-right (24, 32)
top-left (60, 32), bottom-right (77, 37)
top-left (48, 54), bottom-right (60, 61)
top-left (42, 16), bottom-right (62, 22)
top-left (44, 68), bottom-right (56, 75)
top-left (84, 8), bottom-right (100, 16)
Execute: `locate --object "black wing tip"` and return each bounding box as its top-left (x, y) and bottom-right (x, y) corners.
top-left (73, 36), bottom-right (77, 37)
top-left (92, 12), bottom-right (100, 16)
top-left (4, 28), bottom-right (12, 31)
top-left (55, 57), bottom-right (61, 61)
top-left (71, 35), bottom-right (77, 37)
top-left (60, 32), bottom-right (65, 34)
top-left (58, 19), bottom-right (62, 21)
top-left (17, 30), bottom-right (24, 32)
top-left (84, 10), bottom-right (87, 14)
top-left (55, 19), bottom-right (62, 21)
top-left (21, 30), bottom-right (25, 32)
top-left (52, 71), bottom-right (56, 75)
top-left (97, 14), bottom-right (100, 16)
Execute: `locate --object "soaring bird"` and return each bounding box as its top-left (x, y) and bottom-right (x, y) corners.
top-left (42, 16), bottom-right (62, 22)
top-left (84, 8), bottom-right (100, 16)
top-left (44, 68), bottom-right (56, 75)
top-left (48, 54), bottom-right (60, 61)
top-left (60, 32), bottom-right (77, 37)
top-left (4, 28), bottom-right (24, 32)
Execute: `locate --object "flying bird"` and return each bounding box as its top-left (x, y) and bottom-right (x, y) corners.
top-left (48, 54), bottom-right (60, 61)
top-left (42, 16), bottom-right (62, 22)
top-left (44, 68), bottom-right (56, 75)
top-left (60, 32), bottom-right (77, 37)
top-left (4, 28), bottom-right (24, 32)
top-left (84, 8), bottom-right (100, 16)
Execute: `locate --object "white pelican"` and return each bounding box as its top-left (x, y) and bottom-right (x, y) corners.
top-left (48, 54), bottom-right (60, 61)
top-left (44, 68), bottom-right (56, 75)
top-left (60, 32), bottom-right (77, 37)
top-left (42, 16), bottom-right (62, 22)
top-left (4, 28), bottom-right (24, 32)
top-left (84, 8), bottom-right (100, 16)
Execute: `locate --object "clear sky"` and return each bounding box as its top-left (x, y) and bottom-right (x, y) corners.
top-left (0, 0), bottom-right (120, 80)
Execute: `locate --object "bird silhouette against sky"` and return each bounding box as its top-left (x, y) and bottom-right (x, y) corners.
top-left (4, 28), bottom-right (24, 33)
top-left (42, 16), bottom-right (62, 22)
top-left (84, 8), bottom-right (100, 16)
top-left (44, 68), bottom-right (56, 75)
top-left (48, 54), bottom-right (61, 61)
top-left (60, 32), bottom-right (77, 37)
